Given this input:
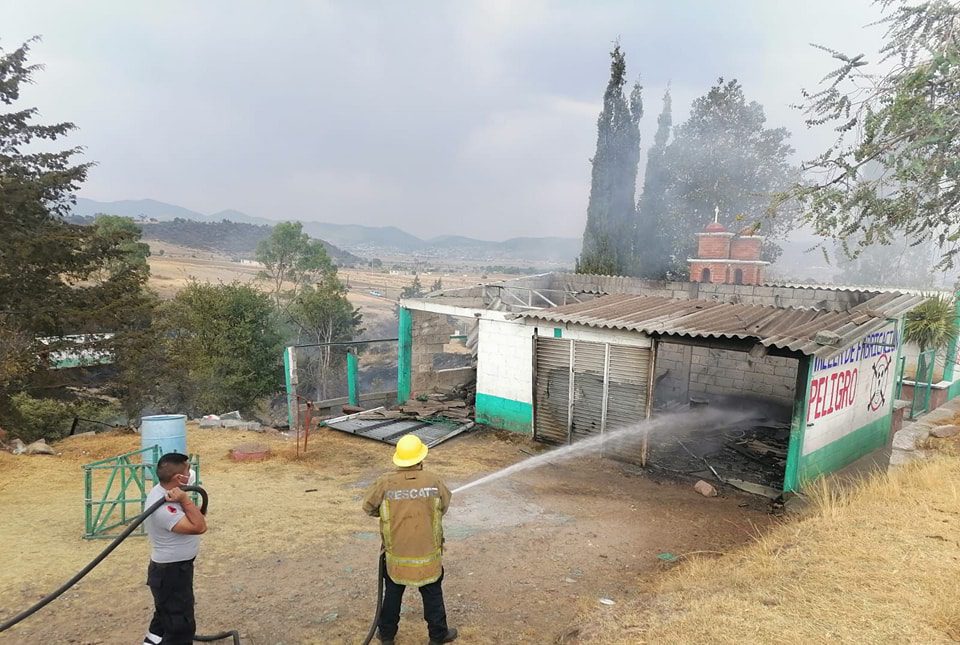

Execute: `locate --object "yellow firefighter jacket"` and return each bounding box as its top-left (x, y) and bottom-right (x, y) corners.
top-left (362, 466), bottom-right (452, 587)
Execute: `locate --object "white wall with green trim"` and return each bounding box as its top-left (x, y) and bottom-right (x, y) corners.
top-left (786, 321), bottom-right (902, 488)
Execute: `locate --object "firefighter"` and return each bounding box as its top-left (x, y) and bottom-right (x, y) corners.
top-left (362, 434), bottom-right (457, 645)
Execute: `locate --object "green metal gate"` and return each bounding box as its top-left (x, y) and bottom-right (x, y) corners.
top-left (83, 447), bottom-right (200, 539)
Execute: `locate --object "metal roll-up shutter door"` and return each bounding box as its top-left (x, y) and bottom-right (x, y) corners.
top-left (534, 337), bottom-right (571, 445)
top-left (571, 340), bottom-right (606, 441)
top-left (604, 344), bottom-right (652, 463)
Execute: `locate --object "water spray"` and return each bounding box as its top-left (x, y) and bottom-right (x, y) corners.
top-left (451, 406), bottom-right (761, 495)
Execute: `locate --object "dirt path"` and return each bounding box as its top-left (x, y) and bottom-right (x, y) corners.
top-left (0, 427), bottom-right (773, 644)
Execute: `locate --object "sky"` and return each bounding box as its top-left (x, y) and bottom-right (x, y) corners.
top-left (2, 1), bottom-right (887, 240)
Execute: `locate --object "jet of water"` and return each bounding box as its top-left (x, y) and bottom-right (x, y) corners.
top-left (451, 406), bottom-right (762, 495)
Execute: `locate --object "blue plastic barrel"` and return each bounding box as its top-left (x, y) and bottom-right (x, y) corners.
top-left (141, 414), bottom-right (188, 469)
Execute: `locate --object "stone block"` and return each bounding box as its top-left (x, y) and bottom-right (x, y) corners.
top-left (892, 427), bottom-right (930, 451)
top-left (930, 424), bottom-right (960, 439)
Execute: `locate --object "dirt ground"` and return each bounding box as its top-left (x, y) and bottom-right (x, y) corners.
top-left (0, 426), bottom-right (774, 644)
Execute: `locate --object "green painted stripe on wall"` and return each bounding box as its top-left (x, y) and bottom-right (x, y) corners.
top-left (783, 356), bottom-right (812, 493)
top-left (797, 415), bottom-right (891, 484)
top-left (554, 328), bottom-right (563, 338)
top-left (475, 393), bottom-right (533, 434)
top-left (949, 379), bottom-right (960, 401)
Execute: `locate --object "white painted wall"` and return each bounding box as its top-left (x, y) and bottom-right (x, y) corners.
top-left (524, 321), bottom-right (652, 348)
top-left (477, 318), bottom-right (534, 404)
top-left (802, 322), bottom-right (900, 455)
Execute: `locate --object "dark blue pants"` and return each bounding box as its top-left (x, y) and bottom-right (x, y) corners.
top-left (146, 559), bottom-right (196, 644)
top-left (378, 562), bottom-right (448, 641)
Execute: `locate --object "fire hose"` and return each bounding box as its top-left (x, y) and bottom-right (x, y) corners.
top-left (0, 485), bottom-right (241, 644)
top-left (360, 550), bottom-right (386, 645)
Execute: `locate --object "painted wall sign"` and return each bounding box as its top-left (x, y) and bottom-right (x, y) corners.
top-left (802, 324), bottom-right (899, 456)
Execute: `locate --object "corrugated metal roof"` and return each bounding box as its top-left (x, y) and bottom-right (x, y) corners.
top-left (762, 281), bottom-right (951, 296)
top-left (524, 292), bottom-right (927, 358)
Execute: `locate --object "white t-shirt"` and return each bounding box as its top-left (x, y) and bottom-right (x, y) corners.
top-left (145, 484), bottom-right (201, 563)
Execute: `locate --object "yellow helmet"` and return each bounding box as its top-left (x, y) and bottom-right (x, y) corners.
top-left (393, 434), bottom-right (428, 467)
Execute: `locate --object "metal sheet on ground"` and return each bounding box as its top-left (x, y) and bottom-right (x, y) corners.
top-left (324, 417), bottom-right (470, 447)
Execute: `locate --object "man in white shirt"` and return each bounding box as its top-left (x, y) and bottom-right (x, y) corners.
top-left (143, 452), bottom-right (207, 645)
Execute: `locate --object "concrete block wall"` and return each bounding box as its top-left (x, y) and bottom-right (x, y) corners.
top-left (654, 342), bottom-right (692, 403)
top-left (696, 283), bottom-right (873, 311)
top-left (410, 310), bottom-right (469, 393)
top-left (688, 346), bottom-right (797, 405)
top-left (544, 273), bottom-right (876, 312)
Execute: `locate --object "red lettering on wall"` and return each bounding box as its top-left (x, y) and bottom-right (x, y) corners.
top-left (808, 368), bottom-right (858, 423)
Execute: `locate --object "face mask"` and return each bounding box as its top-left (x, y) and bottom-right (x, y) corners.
top-left (178, 468), bottom-right (196, 487)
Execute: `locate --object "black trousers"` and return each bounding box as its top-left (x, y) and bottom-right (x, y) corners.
top-left (146, 559), bottom-right (196, 645)
top-left (378, 564), bottom-right (448, 641)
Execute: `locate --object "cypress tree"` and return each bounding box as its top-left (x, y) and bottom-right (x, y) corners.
top-left (577, 45), bottom-right (643, 276)
top-left (636, 88), bottom-right (672, 278)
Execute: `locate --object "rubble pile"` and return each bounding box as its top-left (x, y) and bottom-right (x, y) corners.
top-left (355, 391), bottom-right (475, 423)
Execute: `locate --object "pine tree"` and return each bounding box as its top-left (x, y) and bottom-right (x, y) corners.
top-left (0, 39), bottom-right (154, 427)
top-left (636, 88), bottom-right (672, 278)
top-left (577, 45), bottom-right (643, 276)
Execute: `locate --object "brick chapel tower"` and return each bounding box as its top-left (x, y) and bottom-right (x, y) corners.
top-left (688, 209), bottom-right (768, 285)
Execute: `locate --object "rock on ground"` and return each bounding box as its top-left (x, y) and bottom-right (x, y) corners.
top-left (930, 425), bottom-right (960, 439)
top-left (694, 480), bottom-right (718, 497)
top-left (24, 439), bottom-right (55, 455)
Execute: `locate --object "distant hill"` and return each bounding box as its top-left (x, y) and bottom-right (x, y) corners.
top-left (301, 222), bottom-right (424, 251)
top-left (69, 213), bottom-right (362, 266)
top-left (73, 197), bottom-right (581, 265)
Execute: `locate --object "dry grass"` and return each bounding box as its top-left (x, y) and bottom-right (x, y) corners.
top-left (577, 457), bottom-right (960, 644)
top-left (0, 424), bottom-right (524, 604)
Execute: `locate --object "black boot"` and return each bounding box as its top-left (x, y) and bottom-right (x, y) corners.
top-left (428, 627), bottom-right (458, 644)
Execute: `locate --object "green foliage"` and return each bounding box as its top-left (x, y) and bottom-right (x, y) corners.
top-left (289, 273), bottom-right (363, 401)
top-left (7, 394), bottom-right (73, 443)
top-left (578, 45), bottom-right (644, 276)
top-left (0, 39), bottom-right (154, 415)
top-left (256, 221), bottom-right (336, 305)
top-left (904, 294), bottom-right (958, 352)
top-left (6, 393), bottom-right (121, 443)
top-left (401, 274), bottom-right (424, 299)
top-left (431, 278), bottom-right (443, 292)
top-left (145, 282), bottom-right (284, 416)
top-left (0, 315), bottom-right (35, 393)
top-left (290, 278), bottom-right (363, 346)
top-left (92, 214), bottom-right (151, 274)
top-left (635, 89), bottom-right (673, 277)
top-left (640, 79), bottom-right (798, 279)
top-left (788, 0), bottom-right (960, 269)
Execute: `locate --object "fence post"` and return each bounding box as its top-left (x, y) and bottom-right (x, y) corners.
top-left (347, 349), bottom-right (360, 407)
top-left (84, 466), bottom-right (92, 537)
top-left (398, 308), bottom-right (413, 404)
top-left (284, 345), bottom-right (297, 430)
top-left (944, 290), bottom-right (960, 384)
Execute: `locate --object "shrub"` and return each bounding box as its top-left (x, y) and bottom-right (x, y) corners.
top-left (904, 295), bottom-right (958, 352)
top-left (7, 394), bottom-right (73, 443)
top-left (6, 393), bottom-right (123, 443)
